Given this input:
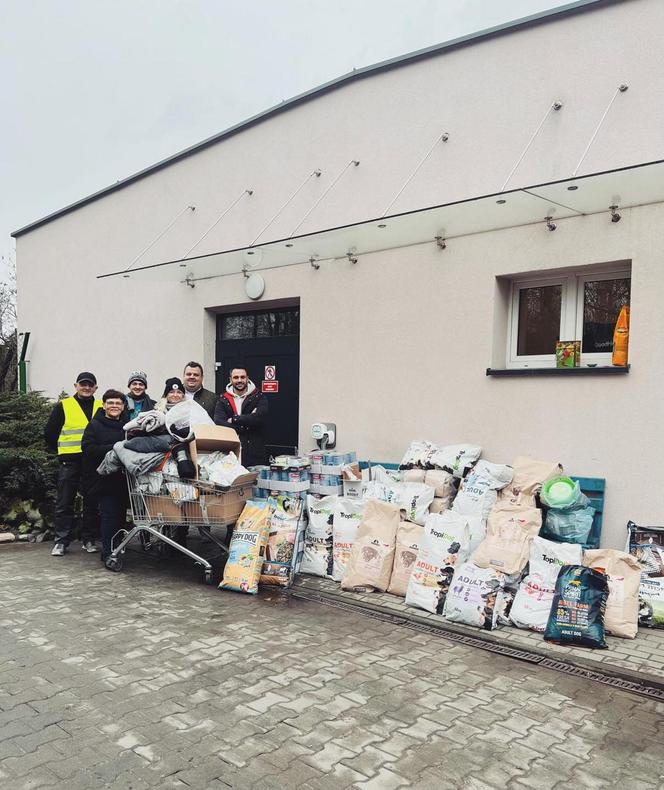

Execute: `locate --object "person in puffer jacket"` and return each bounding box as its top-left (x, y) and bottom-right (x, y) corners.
top-left (81, 389), bottom-right (130, 564)
top-left (213, 367), bottom-right (268, 467)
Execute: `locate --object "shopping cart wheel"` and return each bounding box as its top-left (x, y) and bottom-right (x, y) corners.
top-left (105, 556), bottom-right (123, 572)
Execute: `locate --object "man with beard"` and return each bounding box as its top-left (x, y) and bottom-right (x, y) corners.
top-left (214, 367), bottom-right (268, 467)
top-left (182, 361), bottom-right (217, 418)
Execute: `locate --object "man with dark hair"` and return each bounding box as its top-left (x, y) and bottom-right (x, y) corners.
top-left (44, 372), bottom-right (103, 556)
top-left (182, 361), bottom-right (217, 418)
top-left (214, 367), bottom-right (268, 467)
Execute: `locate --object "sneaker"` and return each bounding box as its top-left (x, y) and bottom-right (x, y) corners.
top-left (82, 541), bottom-right (99, 553)
top-left (51, 543), bottom-right (65, 557)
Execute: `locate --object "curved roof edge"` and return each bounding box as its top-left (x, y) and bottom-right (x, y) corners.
top-left (12, 0), bottom-right (621, 238)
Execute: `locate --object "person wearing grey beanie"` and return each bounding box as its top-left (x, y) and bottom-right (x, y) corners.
top-left (126, 370), bottom-right (156, 420)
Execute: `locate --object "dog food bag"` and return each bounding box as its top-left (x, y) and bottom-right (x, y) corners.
top-left (584, 549), bottom-right (640, 639)
top-left (510, 537), bottom-right (583, 631)
top-left (402, 468), bottom-right (426, 484)
top-left (500, 456), bottom-right (563, 506)
top-left (424, 469), bottom-right (456, 507)
top-left (388, 521), bottom-right (425, 597)
top-left (452, 460), bottom-right (513, 520)
top-left (300, 495), bottom-right (336, 577)
top-left (429, 497), bottom-right (450, 515)
top-left (341, 499), bottom-right (399, 592)
top-left (219, 500), bottom-right (271, 594)
top-left (544, 565), bottom-right (609, 649)
top-left (472, 500), bottom-right (542, 575)
top-left (431, 444), bottom-right (482, 478)
top-left (638, 577), bottom-right (664, 628)
top-left (260, 496), bottom-right (303, 587)
top-left (332, 498), bottom-right (367, 582)
top-left (443, 562), bottom-right (507, 630)
top-left (405, 512), bottom-right (471, 613)
top-left (400, 440), bottom-right (439, 469)
top-left (363, 479), bottom-right (434, 526)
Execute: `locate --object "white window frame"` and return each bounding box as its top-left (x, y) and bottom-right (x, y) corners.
top-left (507, 266), bottom-right (631, 369)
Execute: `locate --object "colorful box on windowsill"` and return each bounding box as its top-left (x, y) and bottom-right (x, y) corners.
top-left (555, 340), bottom-right (580, 368)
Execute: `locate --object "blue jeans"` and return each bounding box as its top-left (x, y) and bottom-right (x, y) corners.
top-left (99, 493), bottom-right (126, 560)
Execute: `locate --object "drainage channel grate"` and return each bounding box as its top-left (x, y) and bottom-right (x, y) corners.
top-left (292, 588), bottom-right (664, 702)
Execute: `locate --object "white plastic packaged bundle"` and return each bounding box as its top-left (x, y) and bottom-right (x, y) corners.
top-left (300, 495), bottom-right (336, 577)
top-left (510, 537), bottom-right (583, 631)
top-left (430, 444), bottom-right (482, 478)
top-left (452, 460), bottom-right (513, 520)
top-left (443, 562), bottom-right (507, 630)
top-left (198, 451), bottom-right (249, 487)
top-left (164, 399), bottom-right (214, 440)
top-left (332, 498), bottom-right (367, 582)
top-left (405, 512), bottom-right (471, 613)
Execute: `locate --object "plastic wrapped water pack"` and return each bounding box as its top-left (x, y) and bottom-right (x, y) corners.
top-left (387, 521), bottom-right (424, 597)
top-left (300, 495), bottom-right (336, 577)
top-left (472, 500), bottom-right (542, 576)
top-left (260, 496), bottom-right (304, 587)
top-left (500, 456), bottom-right (562, 506)
top-left (544, 565), bottom-right (609, 649)
top-left (443, 562), bottom-right (508, 631)
top-left (341, 499), bottom-right (399, 593)
top-left (331, 498), bottom-right (366, 582)
top-left (584, 549), bottom-right (640, 639)
top-left (510, 537), bottom-right (583, 632)
top-left (362, 478), bottom-right (434, 526)
top-left (452, 460), bottom-right (513, 521)
top-left (405, 512), bottom-right (471, 613)
top-left (431, 444), bottom-right (482, 478)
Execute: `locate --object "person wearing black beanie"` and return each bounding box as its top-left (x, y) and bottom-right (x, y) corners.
top-left (156, 378), bottom-right (186, 412)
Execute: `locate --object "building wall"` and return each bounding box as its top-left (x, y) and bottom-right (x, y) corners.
top-left (16, 0), bottom-right (664, 548)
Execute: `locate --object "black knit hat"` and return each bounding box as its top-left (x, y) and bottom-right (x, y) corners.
top-left (163, 377), bottom-right (185, 397)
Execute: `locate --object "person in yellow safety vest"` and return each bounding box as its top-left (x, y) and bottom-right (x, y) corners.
top-left (43, 372), bottom-right (103, 556)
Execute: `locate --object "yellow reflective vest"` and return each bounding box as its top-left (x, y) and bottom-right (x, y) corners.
top-left (57, 396), bottom-right (103, 455)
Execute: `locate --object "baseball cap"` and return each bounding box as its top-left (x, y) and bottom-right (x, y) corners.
top-left (76, 372), bottom-right (97, 385)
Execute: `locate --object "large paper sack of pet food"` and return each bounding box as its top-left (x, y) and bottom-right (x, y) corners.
top-left (500, 456), bottom-right (562, 506)
top-left (260, 496), bottom-right (303, 587)
top-left (443, 562), bottom-right (507, 630)
top-left (510, 537), bottom-right (583, 631)
top-left (332, 498), bottom-right (366, 582)
top-left (219, 500), bottom-right (270, 594)
top-left (452, 460), bottom-right (513, 520)
top-left (405, 512), bottom-right (470, 612)
top-left (472, 500), bottom-right (541, 575)
top-left (300, 495), bottom-right (336, 577)
top-left (341, 499), bottom-right (399, 592)
top-left (387, 521), bottom-right (424, 597)
top-left (584, 549), bottom-right (640, 639)
top-left (544, 565), bottom-right (609, 649)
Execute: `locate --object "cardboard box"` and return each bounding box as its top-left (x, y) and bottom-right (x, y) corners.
top-left (144, 494), bottom-right (185, 523)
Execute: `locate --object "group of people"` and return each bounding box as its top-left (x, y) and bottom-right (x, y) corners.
top-left (44, 362), bottom-right (268, 564)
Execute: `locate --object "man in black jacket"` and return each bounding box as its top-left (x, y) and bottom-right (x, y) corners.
top-left (214, 367), bottom-right (268, 467)
top-left (125, 370), bottom-right (156, 420)
top-left (44, 372), bottom-right (103, 556)
top-left (182, 361), bottom-right (217, 419)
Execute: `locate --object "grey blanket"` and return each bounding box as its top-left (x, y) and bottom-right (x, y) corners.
top-left (97, 442), bottom-right (166, 476)
top-left (123, 409), bottom-right (166, 434)
top-left (124, 434), bottom-right (172, 454)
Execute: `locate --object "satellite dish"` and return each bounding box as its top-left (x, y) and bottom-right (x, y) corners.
top-left (245, 273), bottom-right (265, 300)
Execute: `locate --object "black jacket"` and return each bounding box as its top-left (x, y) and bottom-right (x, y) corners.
top-left (193, 387), bottom-right (217, 419)
top-left (213, 386), bottom-right (268, 467)
top-left (44, 395), bottom-right (98, 459)
top-left (81, 411), bottom-right (130, 498)
top-left (125, 393), bottom-right (156, 420)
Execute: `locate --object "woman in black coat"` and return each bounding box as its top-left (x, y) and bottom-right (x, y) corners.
top-left (81, 389), bottom-right (130, 563)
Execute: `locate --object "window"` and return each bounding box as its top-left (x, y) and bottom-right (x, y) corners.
top-left (507, 266), bottom-right (630, 368)
top-left (221, 309), bottom-right (300, 340)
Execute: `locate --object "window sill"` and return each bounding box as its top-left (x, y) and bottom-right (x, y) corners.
top-left (486, 365), bottom-right (630, 377)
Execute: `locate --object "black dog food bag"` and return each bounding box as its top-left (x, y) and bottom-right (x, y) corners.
top-left (544, 564), bottom-right (609, 649)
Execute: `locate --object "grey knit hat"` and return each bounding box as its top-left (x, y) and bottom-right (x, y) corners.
top-left (127, 370), bottom-right (148, 387)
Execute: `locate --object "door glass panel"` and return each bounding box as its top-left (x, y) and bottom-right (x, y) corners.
top-left (222, 314), bottom-right (255, 339)
top-left (256, 310), bottom-right (300, 337)
top-left (517, 284), bottom-right (562, 356)
top-left (582, 277), bottom-right (630, 353)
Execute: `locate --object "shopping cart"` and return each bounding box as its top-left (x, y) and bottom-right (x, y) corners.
top-left (104, 471), bottom-right (257, 583)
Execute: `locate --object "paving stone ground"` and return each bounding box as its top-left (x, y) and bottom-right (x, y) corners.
top-left (1, 540), bottom-right (664, 790)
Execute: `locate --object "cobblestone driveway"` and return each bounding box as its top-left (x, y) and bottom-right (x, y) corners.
top-left (1, 543), bottom-right (663, 790)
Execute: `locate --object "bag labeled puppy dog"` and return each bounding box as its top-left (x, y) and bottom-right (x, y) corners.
top-left (219, 500), bottom-right (271, 594)
top-left (341, 500), bottom-right (399, 593)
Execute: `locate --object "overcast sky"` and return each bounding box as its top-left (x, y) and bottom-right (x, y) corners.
top-left (1, 0), bottom-right (572, 281)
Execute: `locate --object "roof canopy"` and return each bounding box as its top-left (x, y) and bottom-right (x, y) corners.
top-left (100, 159), bottom-right (664, 283)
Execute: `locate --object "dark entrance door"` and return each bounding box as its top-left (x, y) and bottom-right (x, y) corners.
top-left (215, 306), bottom-right (300, 460)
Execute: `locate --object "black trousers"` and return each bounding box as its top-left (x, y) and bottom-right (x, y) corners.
top-left (53, 459), bottom-right (99, 546)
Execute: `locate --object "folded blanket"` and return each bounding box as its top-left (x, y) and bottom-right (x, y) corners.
top-left (124, 410), bottom-right (166, 434)
top-left (97, 442), bottom-right (166, 476)
top-left (124, 434), bottom-right (172, 454)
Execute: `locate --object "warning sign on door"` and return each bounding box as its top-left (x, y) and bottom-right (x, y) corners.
top-left (262, 381), bottom-right (279, 393)
top-left (264, 365), bottom-right (276, 381)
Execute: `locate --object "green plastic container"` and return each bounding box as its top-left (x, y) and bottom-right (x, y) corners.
top-left (541, 476), bottom-right (578, 508)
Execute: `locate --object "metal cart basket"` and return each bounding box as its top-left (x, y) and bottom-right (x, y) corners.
top-left (105, 471), bottom-right (257, 583)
